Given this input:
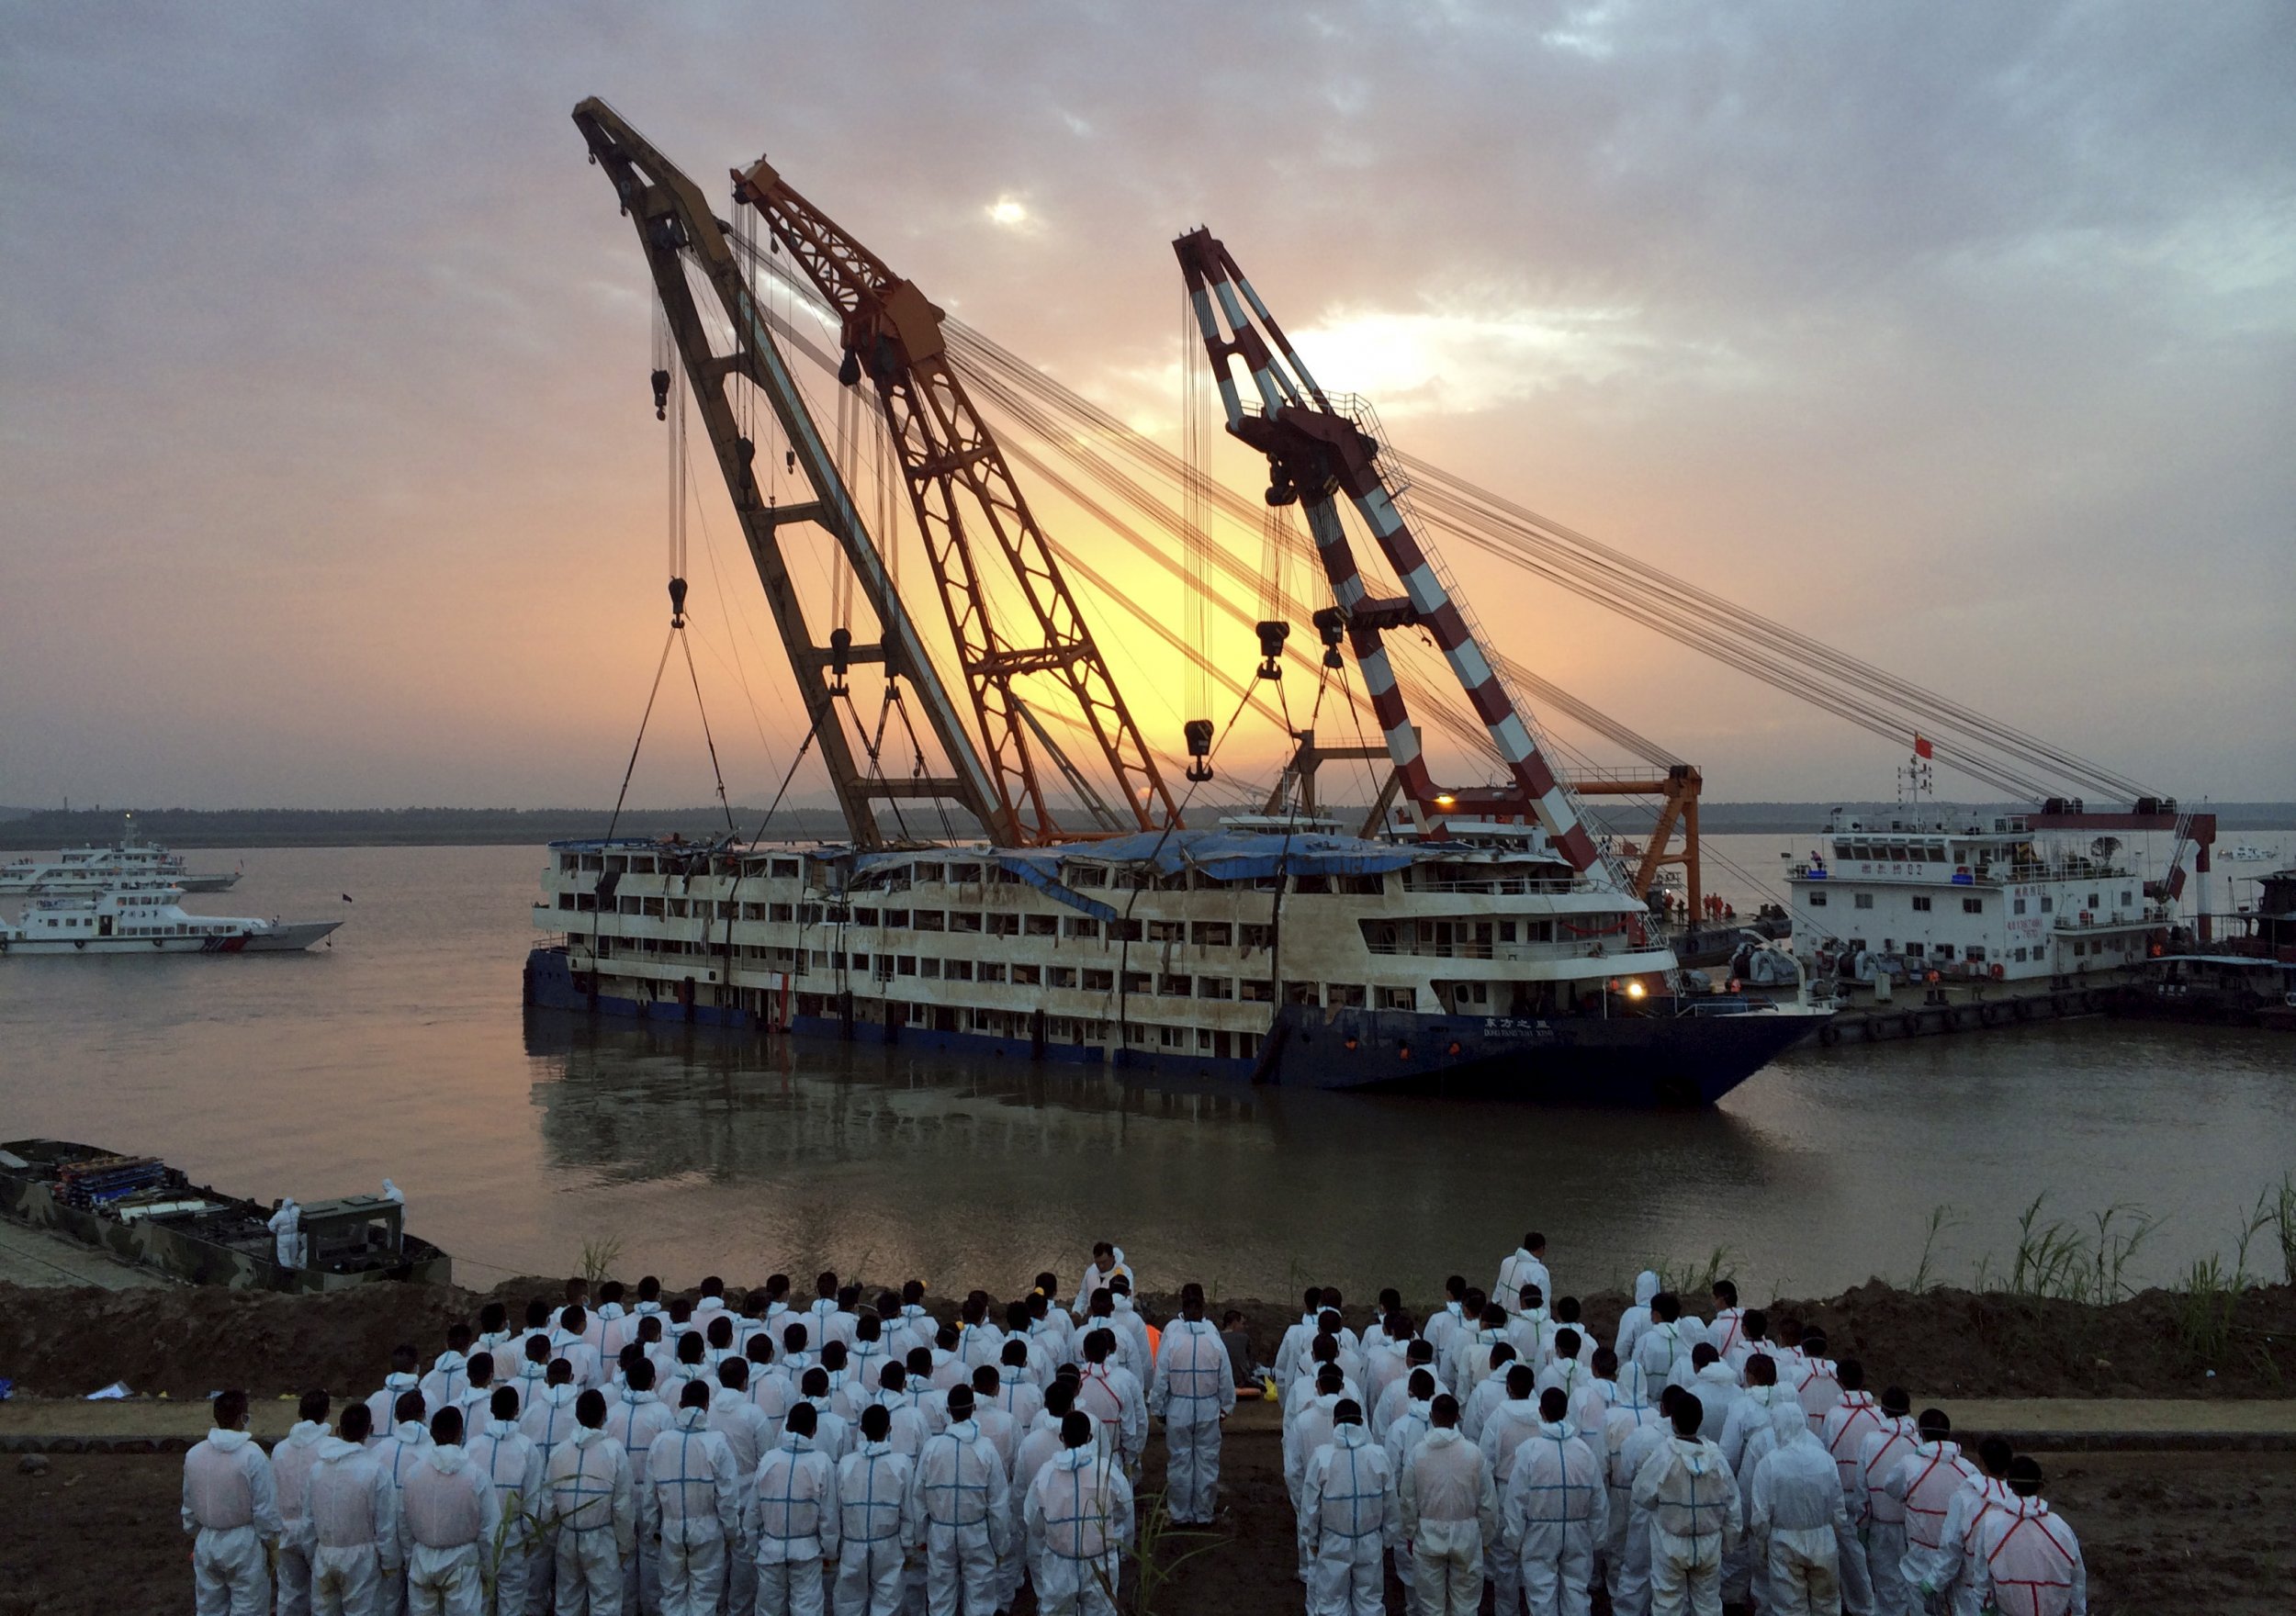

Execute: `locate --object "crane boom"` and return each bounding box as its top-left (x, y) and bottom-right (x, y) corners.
top-left (570, 99), bottom-right (1002, 847)
top-left (732, 155), bottom-right (1178, 843)
top-left (1174, 227), bottom-right (1604, 873)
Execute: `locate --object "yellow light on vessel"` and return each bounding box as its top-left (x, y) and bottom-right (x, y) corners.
top-left (1434, 792), bottom-right (1458, 808)
top-left (1626, 980), bottom-right (1648, 1000)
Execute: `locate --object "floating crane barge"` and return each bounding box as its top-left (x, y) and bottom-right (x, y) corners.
top-left (524, 102), bottom-right (1829, 1104)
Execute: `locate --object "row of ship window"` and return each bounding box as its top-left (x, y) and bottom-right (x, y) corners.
top-left (584, 935), bottom-right (1419, 1006)
top-left (557, 892), bottom-right (1281, 948)
top-left (1812, 892), bottom-right (1986, 913)
top-left (557, 849), bottom-right (1395, 897)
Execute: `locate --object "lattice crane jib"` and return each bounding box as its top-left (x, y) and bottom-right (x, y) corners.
top-left (571, 99), bottom-right (1001, 848)
top-left (731, 155), bottom-right (1178, 845)
top-left (1173, 227), bottom-right (1604, 873)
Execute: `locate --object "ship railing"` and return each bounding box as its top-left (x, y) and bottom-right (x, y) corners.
top-left (1399, 874), bottom-right (1603, 896)
top-left (1362, 937), bottom-right (1646, 963)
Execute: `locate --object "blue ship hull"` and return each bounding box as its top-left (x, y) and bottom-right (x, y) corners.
top-left (523, 947), bottom-right (1819, 1106)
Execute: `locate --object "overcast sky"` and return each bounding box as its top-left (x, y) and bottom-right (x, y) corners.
top-left (3, 0), bottom-right (2290, 814)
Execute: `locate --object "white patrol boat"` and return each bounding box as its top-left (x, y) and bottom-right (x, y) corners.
top-left (0, 814), bottom-right (242, 894)
top-left (0, 882), bottom-right (339, 955)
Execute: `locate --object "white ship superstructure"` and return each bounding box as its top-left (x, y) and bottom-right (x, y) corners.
top-left (1787, 806), bottom-right (2167, 984)
top-left (0, 815), bottom-right (240, 894)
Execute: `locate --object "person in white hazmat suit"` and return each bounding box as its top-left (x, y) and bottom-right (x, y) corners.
top-left (1632, 1295), bottom-right (1705, 1394)
top-left (1630, 1392), bottom-right (1741, 1616)
top-left (640, 1383), bottom-right (743, 1616)
top-left (1399, 1393), bottom-right (1498, 1616)
top-left (398, 1408), bottom-right (502, 1616)
top-left (467, 1386), bottom-right (546, 1616)
top-left (1024, 1411), bottom-right (1135, 1616)
top-left (707, 1359), bottom-right (773, 1616)
top-left (1970, 1457), bottom-right (2088, 1616)
top-left (1920, 1435), bottom-right (2015, 1616)
top-left (1884, 1409), bottom-right (1978, 1611)
top-left (273, 1389), bottom-right (335, 1616)
top-left (747, 1400), bottom-right (838, 1616)
top-left (269, 1197), bottom-right (307, 1268)
top-left (833, 1403), bottom-right (918, 1616)
top-left (1501, 1386), bottom-right (1609, 1616)
top-left (1614, 1272), bottom-right (1661, 1364)
top-left (1476, 1363), bottom-right (1548, 1614)
top-left (368, 1390), bottom-right (433, 1616)
top-left (1382, 1370), bottom-right (1437, 1602)
top-left (1851, 1388), bottom-right (1922, 1616)
top-left (182, 1389), bottom-right (284, 1616)
top-left (906, 1385), bottom-right (1011, 1616)
top-left (306, 1404), bottom-right (402, 1616)
top-left (1749, 1402), bottom-right (1851, 1616)
top-left (1301, 1399), bottom-right (1399, 1616)
top-left (1495, 1234), bottom-right (1552, 1318)
top-left (543, 1389), bottom-right (636, 1616)
top-left (1147, 1284), bottom-right (1235, 1526)
top-left (1603, 1367), bottom-right (1670, 1616)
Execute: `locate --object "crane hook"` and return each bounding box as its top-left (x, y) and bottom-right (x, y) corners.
top-left (1184, 719), bottom-right (1215, 783)
top-left (1255, 620), bottom-right (1290, 681)
top-left (668, 576), bottom-right (689, 627)
top-left (650, 368), bottom-right (671, 421)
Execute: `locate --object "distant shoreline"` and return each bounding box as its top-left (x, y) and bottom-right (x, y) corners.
top-left (3, 801), bottom-right (2290, 850)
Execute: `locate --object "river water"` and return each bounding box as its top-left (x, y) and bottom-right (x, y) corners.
top-left (2, 840), bottom-right (2289, 1304)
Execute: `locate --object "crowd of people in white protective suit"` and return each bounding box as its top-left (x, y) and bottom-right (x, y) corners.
top-left (176, 1233), bottom-right (2089, 1616)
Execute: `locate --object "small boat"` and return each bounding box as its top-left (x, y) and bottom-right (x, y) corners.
top-left (0, 813), bottom-right (242, 893)
top-left (0, 882), bottom-right (340, 954)
top-left (0, 1139), bottom-right (451, 1291)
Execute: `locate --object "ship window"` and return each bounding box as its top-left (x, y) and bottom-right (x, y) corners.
top-left (920, 959), bottom-right (941, 978)
top-left (2039, 896), bottom-right (2054, 913)
top-left (1935, 944), bottom-right (1955, 960)
top-left (1500, 921), bottom-right (1517, 942)
top-left (949, 911), bottom-right (981, 933)
top-left (978, 961), bottom-right (1006, 982)
top-left (558, 893), bottom-right (576, 911)
top-left (1329, 982), bottom-right (1367, 1007)
top-left (853, 906), bottom-right (878, 926)
top-left (1965, 947), bottom-right (1986, 962)
top-left (1160, 1026), bottom-right (1188, 1049)
top-left (1199, 977), bottom-right (1233, 1001)
top-left (913, 863), bottom-right (943, 883)
top-left (1853, 893), bottom-right (1874, 910)
top-left (1122, 971), bottom-right (1151, 993)
top-left (1064, 917), bottom-right (1100, 939)
top-left (1808, 892), bottom-right (1827, 906)
top-left (949, 863), bottom-right (983, 883)
top-left (1905, 942), bottom-right (1924, 958)
top-left (1378, 986), bottom-right (1415, 1010)
top-left (850, 952), bottom-right (868, 971)
top-left (1109, 919), bottom-right (1143, 942)
top-left (1066, 867), bottom-right (1108, 888)
top-left (1283, 980), bottom-right (1317, 1005)
top-left (1148, 920), bottom-right (1184, 943)
top-left (2122, 892), bottom-right (2133, 907)
top-left (1084, 969), bottom-right (1114, 991)
top-left (884, 909), bottom-right (909, 927)
top-left (1158, 974), bottom-right (1191, 996)
top-left (1242, 979), bottom-right (1274, 1003)
top-left (2088, 893), bottom-right (2100, 910)
top-left (1011, 964), bottom-right (1039, 985)
top-left (1911, 896), bottom-right (1931, 912)
top-left (1026, 915), bottom-right (1057, 937)
top-left (896, 956), bottom-right (917, 975)
top-left (913, 910), bottom-right (944, 931)
top-left (1963, 898), bottom-right (1984, 915)
top-left (770, 903), bottom-right (793, 923)
top-left (2012, 898), bottom-right (2027, 915)
top-left (2014, 947), bottom-right (2029, 961)
top-left (945, 960), bottom-right (974, 981)
top-left (1048, 967), bottom-right (1075, 988)
top-left (985, 913), bottom-right (1019, 937)
top-left (1241, 923), bottom-right (1274, 949)
top-left (1293, 874), bottom-right (1333, 894)
top-left (560, 854), bottom-right (580, 873)
top-left (798, 904), bottom-right (822, 925)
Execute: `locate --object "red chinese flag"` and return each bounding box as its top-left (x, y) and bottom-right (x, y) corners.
top-left (1913, 734), bottom-right (1934, 760)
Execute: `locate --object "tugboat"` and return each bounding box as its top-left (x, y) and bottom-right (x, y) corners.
top-left (0, 813), bottom-right (242, 893)
top-left (0, 1139), bottom-right (450, 1291)
top-left (0, 882), bottom-right (340, 954)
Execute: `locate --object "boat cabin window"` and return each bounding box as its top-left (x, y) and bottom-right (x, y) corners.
top-left (913, 862), bottom-right (944, 883)
top-left (949, 863), bottom-right (983, 883)
top-left (771, 858), bottom-right (800, 880)
top-left (1066, 866), bottom-right (1108, 888)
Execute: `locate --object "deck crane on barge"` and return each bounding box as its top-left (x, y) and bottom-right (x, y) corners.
top-left (529, 105), bottom-right (1829, 1103)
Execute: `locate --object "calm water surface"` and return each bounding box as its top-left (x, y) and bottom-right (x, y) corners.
top-left (2, 841), bottom-right (2289, 1302)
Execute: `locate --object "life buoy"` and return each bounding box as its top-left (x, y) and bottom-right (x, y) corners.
top-left (1989, 962), bottom-right (2005, 981)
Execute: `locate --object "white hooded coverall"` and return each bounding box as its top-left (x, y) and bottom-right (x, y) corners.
top-left (640, 1408), bottom-right (742, 1616)
top-left (1631, 1434), bottom-right (1741, 1616)
top-left (1147, 1317), bottom-right (1235, 1525)
top-left (1400, 1426), bottom-right (1497, 1616)
top-left (1885, 1440), bottom-right (1977, 1604)
top-left (544, 1427), bottom-right (636, 1616)
top-left (1303, 1423), bottom-right (1398, 1616)
top-left (1503, 1420), bottom-right (1609, 1616)
top-left (832, 1441), bottom-right (917, 1616)
top-left (184, 1425), bottom-right (284, 1616)
top-left (270, 1199), bottom-right (306, 1268)
top-left (273, 1418), bottom-right (332, 1616)
top-left (1971, 1495), bottom-right (2087, 1616)
top-left (906, 1416), bottom-right (1011, 1616)
top-left (1852, 1417), bottom-right (1921, 1616)
top-left (399, 1442), bottom-right (502, 1616)
top-left (307, 1436), bottom-right (401, 1616)
top-left (1023, 1445), bottom-right (1134, 1616)
top-left (1476, 1397), bottom-right (1545, 1613)
top-left (747, 1434), bottom-right (838, 1616)
top-left (467, 1418), bottom-right (544, 1616)
top-left (1615, 1273), bottom-right (1661, 1364)
top-left (1749, 1408), bottom-right (1849, 1616)
top-left (1605, 1392), bottom-right (1671, 1616)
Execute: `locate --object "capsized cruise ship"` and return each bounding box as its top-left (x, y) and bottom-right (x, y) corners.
top-left (524, 106), bottom-right (1827, 1103)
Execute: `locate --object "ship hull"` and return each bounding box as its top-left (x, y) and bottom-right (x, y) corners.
top-left (524, 947), bottom-right (1821, 1105)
